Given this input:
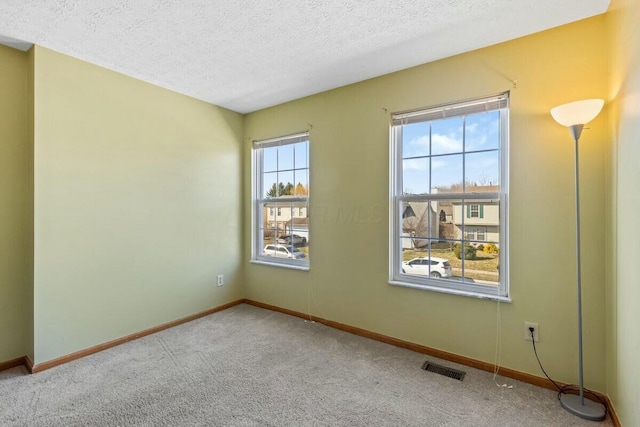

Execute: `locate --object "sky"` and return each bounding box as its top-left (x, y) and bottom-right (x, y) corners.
top-left (259, 110), bottom-right (500, 198)
top-left (401, 110), bottom-right (501, 195)
top-left (262, 141), bottom-right (309, 198)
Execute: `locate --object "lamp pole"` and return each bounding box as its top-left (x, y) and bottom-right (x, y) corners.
top-left (570, 124), bottom-right (585, 405)
top-left (556, 122), bottom-right (605, 421)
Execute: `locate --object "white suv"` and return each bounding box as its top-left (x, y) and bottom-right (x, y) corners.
top-left (263, 244), bottom-right (306, 259)
top-left (402, 257), bottom-right (452, 278)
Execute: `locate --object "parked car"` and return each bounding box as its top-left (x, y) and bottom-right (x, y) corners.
top-left (402, 256), bottom-right (452, 278)
top-left (277, 234), bottom-right (307, 246)
top-left (263, 244), bottom-right (306, 259)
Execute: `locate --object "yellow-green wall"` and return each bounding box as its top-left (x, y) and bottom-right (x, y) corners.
top-left (31, 46), bottom-right (244, 364)
top-left (607, 0), bottom-right (640, 425)
top-left (244, 16), bottom-right (609, 391)
top-left (5, 8), bottom-right (638, 424)
top-left (0, 45), bottom-right (30, 363)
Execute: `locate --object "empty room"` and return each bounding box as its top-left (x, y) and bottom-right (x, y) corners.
top-left (1, 0), bottom-right (638, 425)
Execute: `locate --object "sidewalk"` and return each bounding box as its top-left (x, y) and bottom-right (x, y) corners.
top-left (452, 268), bottom-right (498, 276)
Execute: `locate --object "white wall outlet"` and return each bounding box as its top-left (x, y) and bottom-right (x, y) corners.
top-left (524, 322), bottom-right (539, 342)
top-left (217, 274), bottom-right (224, 287)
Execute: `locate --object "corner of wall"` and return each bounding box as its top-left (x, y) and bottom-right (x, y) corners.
top-left (603, 1), bottom-right (640, 425)
top-left (0, 43), bottom-right (31, 363)
top-left (26, 45), bottom-right (35, 363)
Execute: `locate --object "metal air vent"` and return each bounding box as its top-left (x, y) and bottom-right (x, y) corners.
top-left (421, 361), bottom-right (466, 381)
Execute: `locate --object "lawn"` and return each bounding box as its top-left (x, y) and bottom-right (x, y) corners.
top-left (261, 236), bottom-right (498, 284)
top-left (402, 247), bottom-right (499, 284)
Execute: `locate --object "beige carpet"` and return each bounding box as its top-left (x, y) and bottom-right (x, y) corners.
top-left (0, 304), bottom-right (612, 426)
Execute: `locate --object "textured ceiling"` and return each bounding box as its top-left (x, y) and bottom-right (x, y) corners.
top-left (0, 0), bottom-right (610, 113)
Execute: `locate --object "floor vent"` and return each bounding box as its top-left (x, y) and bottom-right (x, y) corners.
top-left (421, 361), bottom-right (466, 381)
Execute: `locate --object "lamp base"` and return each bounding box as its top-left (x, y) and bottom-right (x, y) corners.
top-left (560, 393), bottom-right (606, 421)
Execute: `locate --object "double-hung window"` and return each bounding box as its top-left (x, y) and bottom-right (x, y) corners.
top-left (252, 132), bottom-right (310, 269)
top-left (390, 93), bottom-right (509, 299)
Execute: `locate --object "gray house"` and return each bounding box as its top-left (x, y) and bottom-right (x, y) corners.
top-left (402, 202), bottom-right (438, 249)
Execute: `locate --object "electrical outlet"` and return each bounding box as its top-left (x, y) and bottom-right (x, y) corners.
top-left (217, 274), bottom-right (224, 287)
top-left (524, 322), bottom-right (539, 342)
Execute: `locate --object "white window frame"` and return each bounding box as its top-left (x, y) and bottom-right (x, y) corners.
top-left (389, 93), bottom-right (509, 300)
top-left (251, 132), bottom-right (310, 270)
top-left (470, 204), bottom-right (480, 218)
top-left (476, 227), bottom-right (486, 241)
top-left (464, 227), bottom-right (475, 240)
top-left (465, 226), bottom-right (486, 241)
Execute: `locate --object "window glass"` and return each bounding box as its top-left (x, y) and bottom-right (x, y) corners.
top-left (253, 134), bottom-right (310, 268)
top-left (402, 122), bottom-right (430, 158)
top-left (431, 117), bottom-right (463, 156)
top-left (403, 158), bottom-right (430, 195)
top-left (430, 154), bottom-right (463, 193)
top-left (465, 111), bottom-right (500, 152)
top-left (391, 94), bottom-right (508, 298)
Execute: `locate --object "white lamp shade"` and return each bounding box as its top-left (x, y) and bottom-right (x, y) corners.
top-left (550, 99), bottom-right (604, 127)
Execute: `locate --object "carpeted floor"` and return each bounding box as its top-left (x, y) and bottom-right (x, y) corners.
top-left (0, 304), bottom-right (612, 426)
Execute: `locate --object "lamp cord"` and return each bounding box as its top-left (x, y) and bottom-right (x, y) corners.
top-left (530, 330), bottom-right (562, 392)
top-left (528, 329), bottom-right (607, 414)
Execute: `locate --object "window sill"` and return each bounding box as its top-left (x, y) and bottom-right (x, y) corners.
top-left (388, 280), bottom-right (511, 303)
top-left (250, 259), bottom-right (310, 271)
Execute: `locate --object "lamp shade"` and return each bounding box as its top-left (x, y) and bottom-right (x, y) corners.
top-left (550, 99), bottom-right (604, 127)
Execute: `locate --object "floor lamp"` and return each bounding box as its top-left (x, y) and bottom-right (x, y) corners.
top-left (550, 99), bottom-right (606, 422)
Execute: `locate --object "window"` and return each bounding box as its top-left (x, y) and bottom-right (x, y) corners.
top-left (464, 227), bottom-right (473, 240)
top-left (464, 226), bottom-right (486, 241)
top-left (390, 93), bottom-right (509, 299)
top-left (477, 227), bottom-right (486, 241)
top-left (252, 132), bottom-right (310, 268)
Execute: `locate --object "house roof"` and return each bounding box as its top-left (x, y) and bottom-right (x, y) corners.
top-left (403, 202), bottom-right (435, 218)
top-left (467, 185), bottom-right (500, 193)
top-left (291, 218), bottom-right (309, 226)
top-left (433, 184), bottom-right (500, 194)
